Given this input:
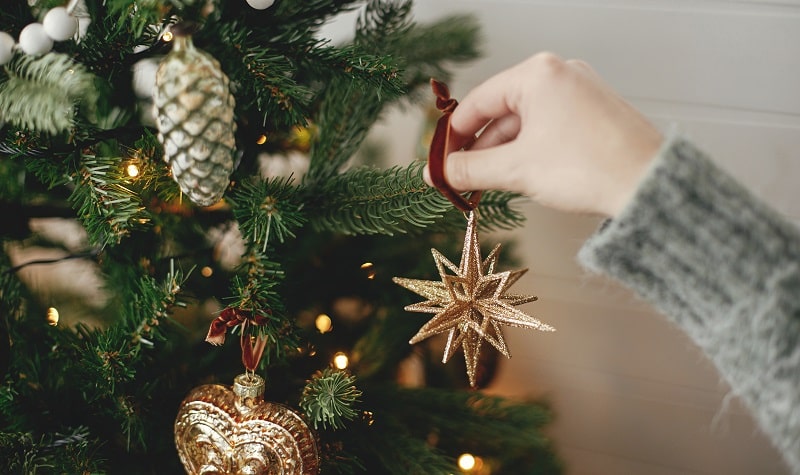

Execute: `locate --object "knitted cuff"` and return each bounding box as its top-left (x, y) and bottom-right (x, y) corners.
top-left (578, 134), bottom-right (799, 331)
top-left (577, 135), bottom-right (800, 474)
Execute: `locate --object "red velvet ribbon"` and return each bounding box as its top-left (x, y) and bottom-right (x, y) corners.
top-left (206, 307), bottom-right (270, 372)
top-left (428, 78), bottom-right (482, 212)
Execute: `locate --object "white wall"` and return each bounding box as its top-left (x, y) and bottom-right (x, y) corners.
top-left (351, 1), bottom-right (800, 473)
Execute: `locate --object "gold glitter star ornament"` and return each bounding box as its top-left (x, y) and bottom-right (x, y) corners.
top-left (393, 211), bottom-right (555, 387)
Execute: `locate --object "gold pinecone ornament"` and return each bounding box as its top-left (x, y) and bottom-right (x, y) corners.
top-left (154, 29), bottom-right (237, 206)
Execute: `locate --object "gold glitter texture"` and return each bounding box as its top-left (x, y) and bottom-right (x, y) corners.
top-left (393, 211), bottom-right (555, 387)
top-left (175, 373), bottom-right (319, 474)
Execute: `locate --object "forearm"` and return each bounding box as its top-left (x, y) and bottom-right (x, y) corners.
top-left (578, 135), bottom-right (800, 474)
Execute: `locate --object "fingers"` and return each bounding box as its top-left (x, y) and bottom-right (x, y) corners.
top-left (425, 142), bottom-right (522, 193)
top-left (470, 114), bottom-right (521, 151)
top-left (448, 62), bottom-right (528, 138)
top-left (565, 58), bottom-right (596, 76)
top-left (423, 115), bottom-right (521, 190)
top-left (448, 52), bottom-right (571, 138)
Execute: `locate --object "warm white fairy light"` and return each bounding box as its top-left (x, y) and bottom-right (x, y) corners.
top-left (315, 314), bottom-right (333, 333)
top-left (46, 307), bottom-right (59, 326)
top-left (333, 351), bottom-right (349, 369)
top-left (126, 163), bottom-right (140, 177)
top-left (361, 262), bottom-right (376, 279)
top-left (200, 266), bottom-right (213, 277)
top-left (458, 453), bottom-right (476, 471)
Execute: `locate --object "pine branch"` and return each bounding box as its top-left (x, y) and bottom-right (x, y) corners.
top-left (355, 0), bottom-right (414, 44)
top-left (309, 161), bottom-right (450, 235)
top-left (0, 251), bottom-right (24, 321)
top-left (437, 190), bottom-right (528, 232)
top-left (125, 260), bottom-right (187, 348)
top-left (226, 252), bottom-right (301, 366)
top-left (74, 264), bottom-right (187, 447)
top-left (305, 75), bottom-right (388, 182)
top-left (269, 0), bottom-right (362, 33)
top-left (305, 1), bottom-right (480, 182)
top-left (229, 175), bottom-right (307, 250)
top-left (390, 14), bottom-right (483, 98)
top-left (287, 41), bottom-right (404, 100)
top-left (103, 0), bottom-right (176, 39)
top-left (304, 1), bottom-right (414, 182)
top-left (311, 162), bottom-right (527, 236)
top-left (354, 2), bottom-right (481, 101)
top-left (0, 426), bottom-right (104, 475)
top-left (209, 20), bottom-right (315, 128)
top-left (340, 384), bottom-right (561, 474)
top-left (67, 153), bottom-right (152, 247)
top-left (22, 156), bottom-right (70, 193)
top-left (300, 368), bottom-right (362, 430)
top-left (208, 20), bottom-right (403, 131)
top-left (0, 54), bottom-right (99, 135)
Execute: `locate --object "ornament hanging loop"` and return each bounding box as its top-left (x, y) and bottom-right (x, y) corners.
top-left (428, 78), bottom-right (483, 212)
top-left (205, 307), bottom-right (269, 372)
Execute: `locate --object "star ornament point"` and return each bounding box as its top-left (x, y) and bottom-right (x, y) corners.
top-left (393, 211), bottom-right (555, 387)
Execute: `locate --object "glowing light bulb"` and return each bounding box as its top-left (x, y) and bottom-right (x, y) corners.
top-left (162, 30), bottom-right (173, 42)
top-left (200, 266), bottom-right (213, 277)
top-left (458, 453), bottom-right (476, 471)
top-left (256, 134), bottom-right (268, 145)
top-left (360, 262), bottom-right (376, 279)
top-left (46, 307), bottom-right (59, 326)
top-left (362, 410), bottom-right (374, 426)
top-left (315, 314), bottom-right (332, 333)
top-left (333, 352), bottom-right (349, 369)
top-left (126, 163), bottom-right (140, 177)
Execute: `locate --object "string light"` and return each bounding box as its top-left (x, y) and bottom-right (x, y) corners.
top-left (458, 453), bottom-right (476, 471)
top-left (360, 262), bottom-right (376, 279)
top-left (200, 266), bottom-right (213, 277)
top-left (362, 410), bottom-right (375, 426)
top-left (46, 307), bottom-right (59, 326)
top-left (457, 453), bottom-right (486, 473)
top-left (333, 351), bottom-right (349, 369)
top-left (126, 163), bottom-right (140, 177)
top-left (315, 314), bottom-right (333, 333)
top-left (162, 30), bottom-right (174, 42)
top-left (256, 134), bottom-right (268, 145)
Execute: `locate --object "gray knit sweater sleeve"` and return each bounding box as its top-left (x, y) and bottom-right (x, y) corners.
top-left (577, 135), bottom-right (800, 474)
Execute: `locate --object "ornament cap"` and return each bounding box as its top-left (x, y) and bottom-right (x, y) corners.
top-left (233, 372), bottom-right (265, 399)
top-left (233, 373), bottom-right (265, 414)
top-left (168, 21), bottom-right (201, 38)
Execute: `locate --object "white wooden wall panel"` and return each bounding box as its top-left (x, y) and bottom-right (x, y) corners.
top-left (324, 1), bottom-right (800, 473)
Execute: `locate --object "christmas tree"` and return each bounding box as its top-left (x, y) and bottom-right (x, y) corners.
top-left (0, 1), bottom-right (561, 473)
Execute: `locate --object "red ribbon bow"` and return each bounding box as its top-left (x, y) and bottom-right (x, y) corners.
top-left (428, 78), bottom-right (482, 212)
top-left (206, 307), bottom-right (270, 372)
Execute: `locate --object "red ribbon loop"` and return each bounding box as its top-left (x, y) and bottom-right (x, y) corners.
top-left (428, 78), bottom-right (482, 212)
top-left (206, 307), bottom-right (270, 372)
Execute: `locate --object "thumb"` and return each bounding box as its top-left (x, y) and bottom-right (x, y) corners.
top-left (425, 142), bottom-right (522, 193)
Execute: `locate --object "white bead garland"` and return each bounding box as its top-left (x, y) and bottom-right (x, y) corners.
top-left (0, 3), bottom-right (80, 64)
top-left (246, 0), bottom-right (275, 10)
top-left (43, 6), bottom-right (79, 41)
top-left (0, 32), bottom-right (14, 65)
top-left (19, 23), bottom-right (53, 56)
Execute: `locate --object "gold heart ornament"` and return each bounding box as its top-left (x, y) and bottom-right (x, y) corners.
top-left (174, 373), bottom-right (320, 475)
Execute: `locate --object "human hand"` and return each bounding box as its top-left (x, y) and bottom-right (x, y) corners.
top-left (423, 53), bottom-right (664, 217)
